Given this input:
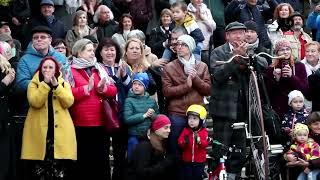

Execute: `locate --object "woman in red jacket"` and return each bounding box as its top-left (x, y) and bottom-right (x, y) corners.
top-left (69, 39), bottom-right (117, 180)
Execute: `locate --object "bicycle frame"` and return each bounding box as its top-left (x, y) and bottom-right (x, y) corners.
top-left (212, 52), bottom-right (283, 180)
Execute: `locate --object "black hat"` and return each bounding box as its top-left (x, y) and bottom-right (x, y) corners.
top-left (244, 20), bottom-right (258, 32)
top-left (225, 21), bottom-right (247, 32)
top-left (0, 21), bottom-right (9, 28)
top-left (290, 11), bottom-right (304, 19)
top-left (31, 26), bottom-right (52, 36)
top-left (40, 0), bottom-right (54, 6)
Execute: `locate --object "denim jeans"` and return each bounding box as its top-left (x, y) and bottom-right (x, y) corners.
top-left (297, 169), bottom-right (320, 180)
top-left (127, 135), bottom-right (139, 160)
top-left (167, 115), bottom-right (187, 155)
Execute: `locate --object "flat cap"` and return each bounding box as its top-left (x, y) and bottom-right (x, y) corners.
top-left (31, 26), bottom-right (52, 36)
top-left (225, 21), bottom-right (247, 32)
top-left (40, 0), bottom-right (54, 6)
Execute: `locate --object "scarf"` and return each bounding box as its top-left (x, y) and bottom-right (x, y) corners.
top-left (301, 58), bottom-right (320, 76)
top-left (69, 57), bottom-right (112, 87)
top-left (247, 38), bottom-right (260, 55)
top-left (178, 54), bottom-right (196, 75)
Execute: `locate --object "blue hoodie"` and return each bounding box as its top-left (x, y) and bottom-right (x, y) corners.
top-left (16, 43), bottom-right (67, 92)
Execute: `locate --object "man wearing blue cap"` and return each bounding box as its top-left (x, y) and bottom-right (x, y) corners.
top-left (31, 0), bottom-right (65, 40)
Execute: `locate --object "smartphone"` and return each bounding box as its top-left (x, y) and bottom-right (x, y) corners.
top-left (282, 60), bottom-right (289, 68)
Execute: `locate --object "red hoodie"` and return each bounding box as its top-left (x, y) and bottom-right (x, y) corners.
top-left (178, 127), bottom-right (208, 163)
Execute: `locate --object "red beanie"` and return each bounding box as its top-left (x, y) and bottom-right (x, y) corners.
top-left (152, 115), bottom-right (171, 131)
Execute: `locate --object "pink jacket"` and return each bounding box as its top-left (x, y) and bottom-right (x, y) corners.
top-left (70, 67), bottom-right (117, 126)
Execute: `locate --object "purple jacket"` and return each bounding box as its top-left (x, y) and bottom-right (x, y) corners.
top-left (265, 62), bottom-right (308, 118)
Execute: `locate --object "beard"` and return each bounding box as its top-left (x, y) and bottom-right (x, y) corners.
top-left (292, 24), bottom-right (302, 31)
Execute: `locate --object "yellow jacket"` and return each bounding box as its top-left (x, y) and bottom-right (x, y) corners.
top-left (21, 72), bottom-right (77, 160)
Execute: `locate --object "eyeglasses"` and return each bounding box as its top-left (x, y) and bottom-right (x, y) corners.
top-left (176, 43), bottom-right (188, 48)
top-left (54, 46), bottom-right (66, 50)
top-left (32, 35), bottom-right (50, 40)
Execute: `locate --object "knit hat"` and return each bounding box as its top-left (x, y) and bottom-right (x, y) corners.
top-left (0, 41), bottom-right (13, 59)
top-left (72, 39), bottom-right (92, 56)
top-left (244, 20), bottom-right (258, 32)
top-left (274, 38), bottom-right (291, 54)
top-left (152, 114), bottom-right (171, 131)
top-left (293, 123), bottom-right (309, 136)
top-left (177, 34), bottom-right (196, 53)
top-left (0, 34), bottom-right (12, 42)
top-left (132, 72), bottom-right (149, 89)
top-left (288, 90), bottom-right (304, 105)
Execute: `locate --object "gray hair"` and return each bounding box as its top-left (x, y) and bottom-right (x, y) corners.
top-left (72, 39), bottom-right (92, 56)
top-left (127, 30), bottom-right (146, 43)
top-left (93, 5), bottom-right (114, 23)
top-left (172, 26), bottom-right (187, 35)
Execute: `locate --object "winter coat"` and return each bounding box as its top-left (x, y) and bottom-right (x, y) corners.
top-left (65, 26), bottom-right (98, 50)
top-left (95, 20), bottom-right (118, 41)
top-left (162, 59), bottom-right (211, 116)
top-left (176, 13), bottom-right (204, 44)
top-left (15, 43), bottom-right (66, 115)
top-left (265, 62), bottom-right (308, 118)
top-left (126, 140), bottom-right (178, 180)
top-left (21, 72), bottom-right (76, 160)
top-left (69, 67), bottom-right (117, 127)
top-left (187, 3), bottom-right (216, 50)
top-left (104, 65), bottom-right (132, 109)
top-left (209, 43), bottom-right (267, 120)
top-left (31, 15), bottom-right (65, 39)
top-left (0, 69), bottom-right (12, 132)
top-left (307, 11), bottom-right (320, 41)
top-left (16, 44), bottom-right (66, 92)
top-left (124, 0), bottom-right (152, 26)
top-left (149, 26), bottom-right (172, 58)
top-left (277, 0), bottom-right (303, 13)
top-left (286, 138), bottom-right (320, 161)
top-left (178, 127), bottom-right (208, 163)
top-left (308, 69), bottom-right (320, 112)
top-left (225, 0), bottom-right (277, 48)
top-left (123, 90), bottom-right (159, 137)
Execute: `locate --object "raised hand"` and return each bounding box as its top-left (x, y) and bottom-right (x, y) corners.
top-left (51, 76), bottom-right (58, 86)
top-left (97, 77), bottom-right (106, 92)
top-left (88, 75), bottom-right (95, 92)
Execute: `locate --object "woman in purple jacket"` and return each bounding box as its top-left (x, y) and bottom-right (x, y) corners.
top-left (265, 38), bottom-right (308, 118)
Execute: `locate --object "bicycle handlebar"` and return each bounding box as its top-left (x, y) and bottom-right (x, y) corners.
top-left (215, 52), bottom-right (284, 65)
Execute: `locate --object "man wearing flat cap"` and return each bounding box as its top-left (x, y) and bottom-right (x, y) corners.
top-left (16, 25), bottom-right (66, 115)
top-left (209, 21), bottom-right (262, 179)
top-left (31, 0), bottom-right (65, 40)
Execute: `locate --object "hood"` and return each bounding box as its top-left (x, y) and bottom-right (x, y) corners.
top-left (176, 12), bottom-right (195, 26)
top-left (128, 89), bottom-right (150, 98)
top-left (25, 42), bottom-right (58, 58)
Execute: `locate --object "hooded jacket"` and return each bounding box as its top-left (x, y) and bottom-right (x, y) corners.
top-left (123, 90), bottom-right (159, 137)
top-left (15, 43), bottom-right (66, 115)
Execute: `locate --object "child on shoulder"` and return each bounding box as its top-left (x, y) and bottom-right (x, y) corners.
top-left (123, 72), bottom-right (159, 160)
top-left (178, 104), bottom-right (209, 180)
top-left (171, 1), bottom-right (204, 59)
top-left (282, 90), bottom-right (309, 147)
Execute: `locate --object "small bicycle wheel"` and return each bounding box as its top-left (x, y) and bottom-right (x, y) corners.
top-left (248, 71), bottom-right (269, 180)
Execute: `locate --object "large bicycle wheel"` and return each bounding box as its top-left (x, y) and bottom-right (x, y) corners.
top-left (248, 71), bottom-right (269, 180)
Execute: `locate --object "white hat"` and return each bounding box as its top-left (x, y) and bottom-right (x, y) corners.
top-left (177, 34), bottom-right (196, 53)
top-left (288, 90), bottom-right (304, 106)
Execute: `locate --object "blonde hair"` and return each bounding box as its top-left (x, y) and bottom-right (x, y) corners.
top-left (0, 54), bottom-right (11, 74)
top-left (123, 38), bottom-right (150, 73)
top-left (305, 41), bottom-right (320, 52)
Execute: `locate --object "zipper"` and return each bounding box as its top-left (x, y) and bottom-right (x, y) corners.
top-left (192, 132), bottom-right (195, 162)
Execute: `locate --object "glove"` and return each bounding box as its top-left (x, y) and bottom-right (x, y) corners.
top-left (184, 135), bottom-right (189, 145)
top-left (194, 132), bottom-right (201, 144)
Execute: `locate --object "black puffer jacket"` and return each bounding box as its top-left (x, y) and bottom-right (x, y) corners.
top-left (94, 20), bottom-right (118, 41)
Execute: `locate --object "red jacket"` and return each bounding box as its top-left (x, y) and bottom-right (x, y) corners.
top-left (178, 127), bottom-right (208, 163)
top-left (70, 67), bottom-right (117, 127)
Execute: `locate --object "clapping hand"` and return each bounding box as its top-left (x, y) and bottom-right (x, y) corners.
top-left (88, 75), bottom-right (94, 92)
top-left (1, 68), bottom-right (15, 86)
top-left (143, 108), bottom-right (155, 118)
top-left (97, 77), bottom-right (106, 93)
top-left (51, 76), bottom-right (58, 87)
